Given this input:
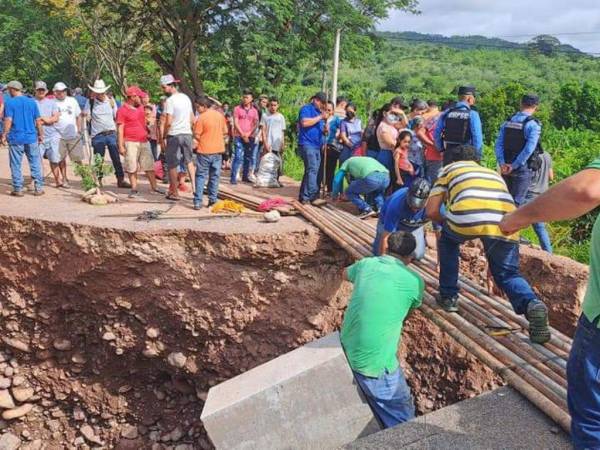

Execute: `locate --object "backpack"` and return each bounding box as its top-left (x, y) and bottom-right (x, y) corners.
top-left (442, 105), bottom-right (471, 147)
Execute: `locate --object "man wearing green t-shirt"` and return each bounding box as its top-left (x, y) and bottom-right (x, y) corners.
top-left (500, 157), bottom-right (600, 449)
top-left (332, 156), bottom-right (390, 219)
top-left (341, 231), bottom-right (424, 428)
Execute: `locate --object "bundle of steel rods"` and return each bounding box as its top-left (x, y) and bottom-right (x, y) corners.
top-left (289, 200), bottom-right (572, 433)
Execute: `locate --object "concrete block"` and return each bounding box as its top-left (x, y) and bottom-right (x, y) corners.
top-left (343, 386), bottom-right (571, 449)
top-left (201, 332), bottom-right (380, 449)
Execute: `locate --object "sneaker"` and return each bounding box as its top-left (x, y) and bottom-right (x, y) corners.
top-left (526, 302), bottom-right (551, 344)
top-left (248, 174), bottom-right (257, 183)
top-left (33, 189), bottom-right (45, 196)
top-left (311, 198), bottom-right (327, 207)
top-left (62, 182), bottom-right (71, 189)
top-left (128, 190), bottom-right (139, 199)
top-left (152, 187), bottom-right (166, 195)
top-left (208, 200), bottom-right (217, 208)
top-left (435, 294), bottom-right (459, 313)
top-left (193, 203), bottom-right (202, 211)
top-left (358, 209), bottom-right (376, 219)
top-left (10, 190), bottom-right (24, 197)
top-left (117, 178), bottom-right (132, 189)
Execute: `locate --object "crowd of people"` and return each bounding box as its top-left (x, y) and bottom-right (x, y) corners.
top-left (2, 77), bottom-right (599, 448)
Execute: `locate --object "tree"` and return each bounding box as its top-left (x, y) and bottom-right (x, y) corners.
top-left (528, 35), bottom-right (561, 57)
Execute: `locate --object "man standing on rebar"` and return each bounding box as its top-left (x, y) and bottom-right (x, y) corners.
top-left (159, 74), bottom-right (195, 201)
top-left (499, 160), bottom-right (600, 449)
top-left (341, 231), bottom-right (423, 428)
top-left (298, 92), bottom-right (328, 205)
top-left (426, 144), bottom-right (550, 344)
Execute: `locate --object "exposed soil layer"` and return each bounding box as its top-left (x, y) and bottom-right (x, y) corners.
top-left (0, 216), bottom-right (500, 449)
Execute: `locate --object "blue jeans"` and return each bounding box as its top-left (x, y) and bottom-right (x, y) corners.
top-left (299, 145), bottom-right (322, 202)
top-left (568, 314), bottom-right (600, 450)
top-left (525, 192), bottom-right (553, 253)
top-left (372, 221), bottom-right (425, 259)
top-left (346, 172), bottom-right (390, 213)
top-left (438, 226), bottom-right (537, 315)
top-left (9, 143), bottom-right (43, 192)
top-left (503, 166), bottom-right (533, 206)
top-left (425, 160), bottom-right (443, 186)
top-left (376, 150), bottom-right (395, 174)
top-left (194, 154), bottom-right (222, 206)
top-left (353, 368), bottom-right (415, 429)
top-left (230, 137), bottom-right (256, 183)
top-left (339, 146), bottom-right (354, 165)
top-left (92, 133), bottom-right (124, 179)
top-left (253, 142), bottom-right (262, 173)
top-left (366, 149), bottom-right (380, 159)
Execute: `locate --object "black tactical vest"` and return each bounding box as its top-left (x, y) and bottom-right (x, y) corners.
top-left (442, 106), bottom-right (471, 146)
top-left (503, 116), bottom-right (543, 169)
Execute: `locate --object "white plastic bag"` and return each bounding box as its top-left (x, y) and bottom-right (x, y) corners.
top-left (255, 152), bottom-right (282, 188)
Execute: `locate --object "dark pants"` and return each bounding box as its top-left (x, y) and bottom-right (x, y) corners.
top-left (503, 166), bottom-right (533, 206)
top-left (149, 139), bottom-right (159, 161)
top-left (319, 145), bottom-right (340, 193)
top-left (92, 132), bottom-right (124, 179)
top-left (354, 367), bottom-right (415, 429)
top-left (568, 314), bottom-right (600, 449)
top-left (194, 154), bottom-right (222, 206)
top-left (438, 226), bottom-right (538, 315)
top-left (425, 160), bottom-right (443, 186)
top-left (339, 146), bottom-right (354, 165)
top-left (299, 145), bottom-right (321, 202)
top-left (231, 137), bottom-right (256, 183)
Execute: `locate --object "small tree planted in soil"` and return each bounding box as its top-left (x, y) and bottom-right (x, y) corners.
top-left (74, 154), bottom-right (118, 205)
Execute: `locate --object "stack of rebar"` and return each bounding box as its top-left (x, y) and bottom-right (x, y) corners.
top-left (289, 201), bottom-right (572, 433)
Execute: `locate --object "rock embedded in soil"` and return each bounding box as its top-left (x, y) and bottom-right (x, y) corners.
top-left (0, 432), bottom-right (21, 450)
top-left (11, 387), bottom-right (34, 403)
top-left (121, 424), bottom-right (139, 439)
top-left (102, 332), bottom-right (117, 342)
top-left (80, 424), bottom-right (103, 445)
top-left (0, 378), bottom-right (11, 390)
top-left (0, 390), bottom-right (15, 409)
top-left (146, 328), bottom-right (160, 339)
top-left (52, 339), bottom-right (72, 351)
top-left (1, 337), bottom-right (30, 354)
top-left (2, 403), bottom-right (33, 420)
top-left (167, 352), bottom-right (187, 369)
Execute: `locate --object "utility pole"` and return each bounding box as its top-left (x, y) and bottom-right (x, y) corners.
top-left (331, 28), bottom-right (341, 105)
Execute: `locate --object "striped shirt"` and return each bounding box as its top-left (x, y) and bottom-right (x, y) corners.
top-left (431, 161), bottom-right (518, 241)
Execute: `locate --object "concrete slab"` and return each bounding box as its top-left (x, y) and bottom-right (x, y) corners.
top-left (343, 386), bottom-right (571, 450)
top-left (201, 332), bottom-right (380, 450)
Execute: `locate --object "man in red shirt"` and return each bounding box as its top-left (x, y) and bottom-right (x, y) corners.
top-left (116, 86), bottom-right (163, 198)
top-left (231, 89), bottom-right (260, 184)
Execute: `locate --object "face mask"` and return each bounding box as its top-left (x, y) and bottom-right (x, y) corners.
top-left (387, 113), bottom-right (400, 124)
top-left (346, 111), bottom-right (355, 120)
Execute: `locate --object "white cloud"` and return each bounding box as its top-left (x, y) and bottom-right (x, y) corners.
top-left (379, 0), bottom-right (600, 53)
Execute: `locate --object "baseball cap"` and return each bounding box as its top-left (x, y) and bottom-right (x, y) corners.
top-left (160, 74), bottom-right (179, 86)
top-left (458, 85), bottom-right (477, 96)
top-left (125, 86), bottom-right (144, 97)
top-left (35, 81), bottom-right (47, 91)
top-left (53, 82), bottom-right (68, 91)
top-left (522, 94), bottom-right (540, 106)
top-left (7, 80), bottom-right (23, 91)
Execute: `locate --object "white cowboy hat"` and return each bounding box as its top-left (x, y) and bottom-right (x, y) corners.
top-left (88, 79), bottom-right (111, 94)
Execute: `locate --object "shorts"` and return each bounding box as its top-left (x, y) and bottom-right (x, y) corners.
top-left (124, 141), bottom-right (154, 173)
top-left (59, 137), bottom-right (85, 163)
top-left (165, 134), bottom-right (193, 170)
top-left (40, 139), bottom-right (61, 164)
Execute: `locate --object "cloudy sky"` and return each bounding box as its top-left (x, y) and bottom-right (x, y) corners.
top-left (379, 0), bottom-right (600, 54)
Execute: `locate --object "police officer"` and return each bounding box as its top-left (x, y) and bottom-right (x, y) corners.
top-left (435, 86), bottom-right (483, 165)
top-left (495, 94), bottom-right (542, 206)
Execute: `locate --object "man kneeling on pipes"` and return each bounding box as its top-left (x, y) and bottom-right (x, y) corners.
top-left (341, 231), bottom-right (423, 428)
top-left (425, 144), bottom-right (551, 344)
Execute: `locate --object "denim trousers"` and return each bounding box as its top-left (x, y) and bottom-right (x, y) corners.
top-left (346, 172), bottom-right (390, 213)
top-left (9, 143), bottom-right (43, 192)
top-left (92, 133), bottom-right (124, 179)
top-left (339, 146), bottom-right (354, 165)
top-left (525, 191), bottom-right (553, 253)
top-left (354, 367), bottom-right (415, 429)
top-left (425, 159), bottom-right (443, 186)
top-left (503, 165), bottom-right (533, 206)
top-left (438, 226), bottom-right (537, 315)
top-left (298, 145), bottom-right (322, 202)
top-left (372, 220), bottom-right (425, 259)
top-left (194, 153), bottom-right (222, 205)
top-left (230, 137), bottom-right (256, 183)
top-left (568, 314), bottom-right (600, 450)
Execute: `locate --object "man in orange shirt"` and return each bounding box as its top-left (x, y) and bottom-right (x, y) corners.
top-left (193, 96), bottom-right (228, 210)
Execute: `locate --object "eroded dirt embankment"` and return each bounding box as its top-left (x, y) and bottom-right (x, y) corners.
top-left (0, 216), bottom-right (499, 449)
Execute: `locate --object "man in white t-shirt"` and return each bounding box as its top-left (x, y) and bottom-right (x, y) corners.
top-left (53, 82), bottom-right (84, 188)
top-left (159, 74), bottom-right (195, 201)
top-left (261, 96), bottom-right (287, 184)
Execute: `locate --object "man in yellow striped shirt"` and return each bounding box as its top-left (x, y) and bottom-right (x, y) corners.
top-left (426, 144), bottom-right (550, 344)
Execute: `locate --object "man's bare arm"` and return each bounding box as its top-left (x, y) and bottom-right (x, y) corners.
top-left (426, 194), bottom-right (446, 223)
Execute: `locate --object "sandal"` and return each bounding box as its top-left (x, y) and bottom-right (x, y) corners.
top-left (165, 193), bottom-right (180, 201)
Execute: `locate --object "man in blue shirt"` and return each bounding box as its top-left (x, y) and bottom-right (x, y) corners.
top-left (495, 94), bottom-right (542, 206)
top-left (298, 92), bottom-right (327, 204)
top-left (373, 179), bottom-right (432, 259)
top-left (2, 80), bottom-right (44, 196)
top-left (435, 86), bottom-right (483, 164)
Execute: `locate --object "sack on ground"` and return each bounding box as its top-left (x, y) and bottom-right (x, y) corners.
top-left (255, 152), bottom-right (281, 188)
